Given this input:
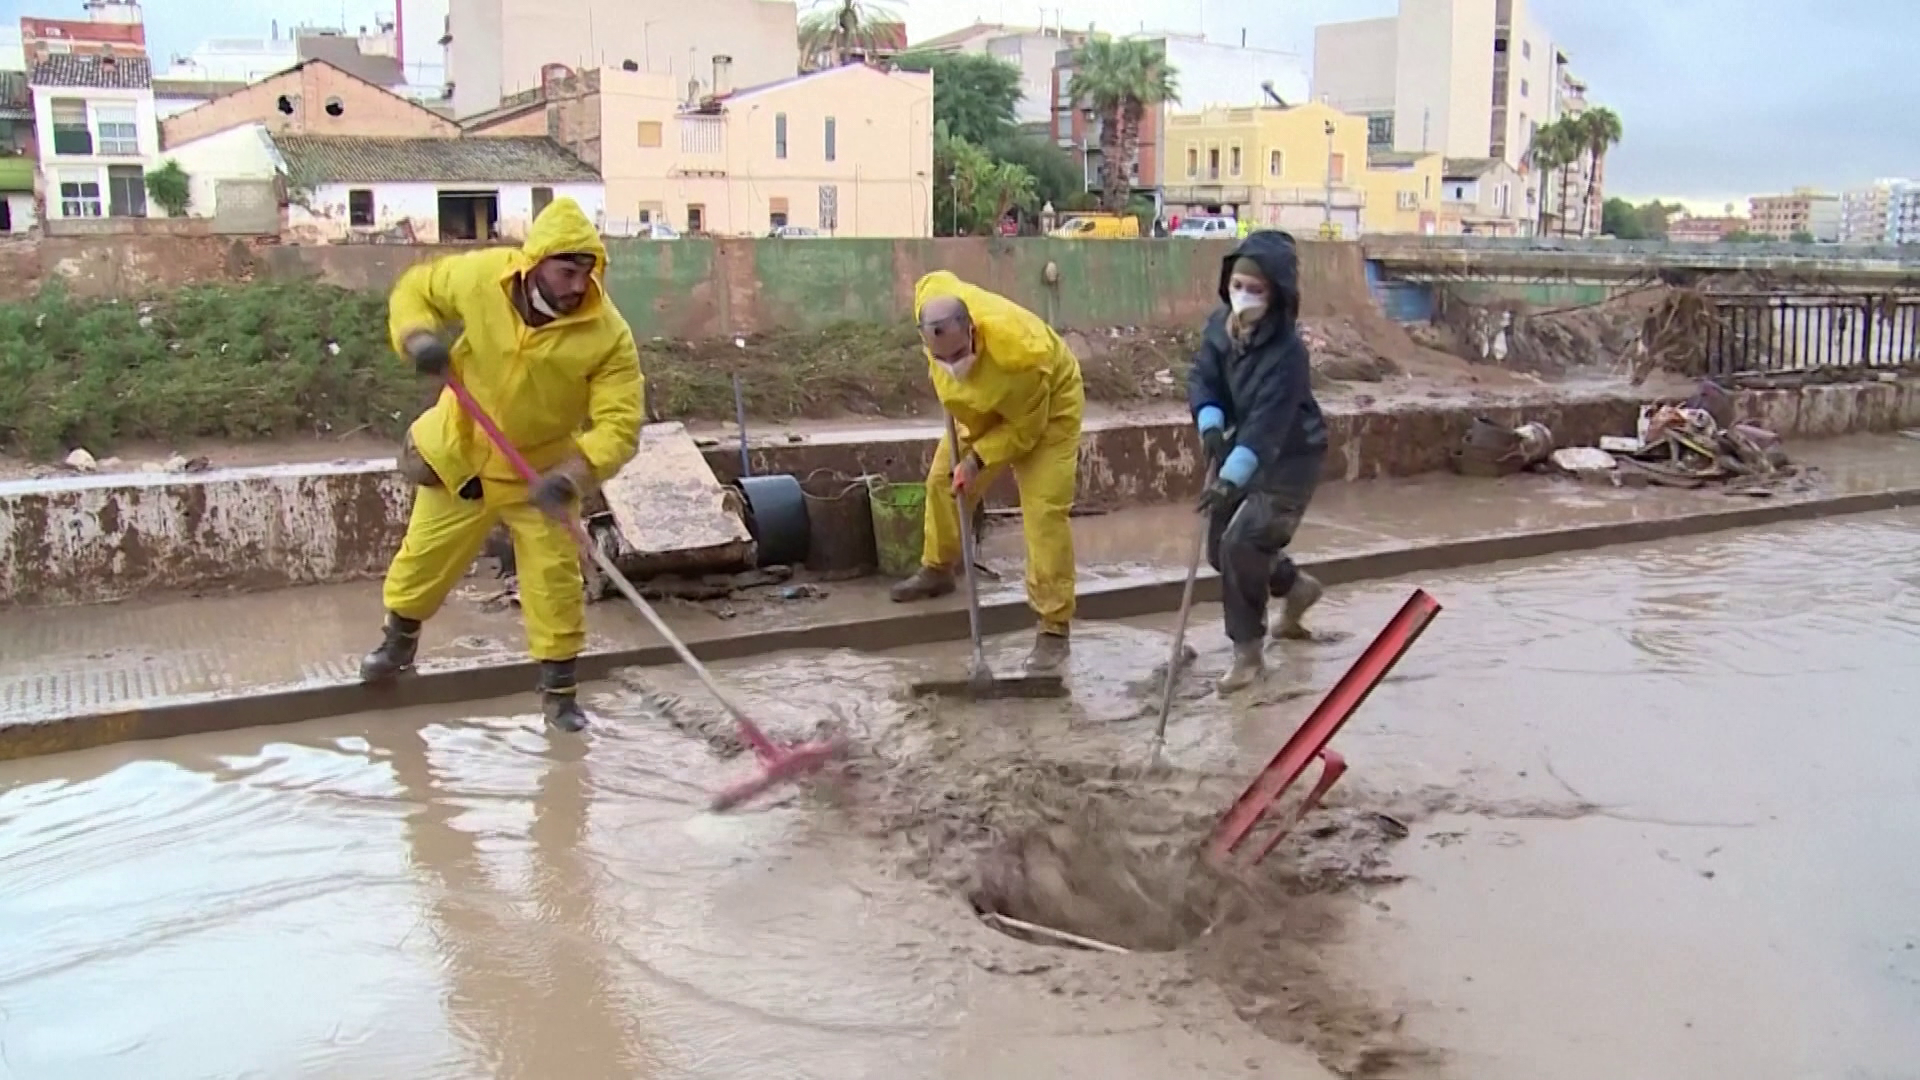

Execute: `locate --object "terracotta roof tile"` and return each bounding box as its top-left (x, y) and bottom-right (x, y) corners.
top-left (29, 53), bottom-right (153, 90)
top-left (273, 135), bottom-right (599, 183)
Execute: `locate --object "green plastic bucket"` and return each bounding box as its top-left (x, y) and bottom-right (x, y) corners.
top-left (866, 478), bottom-right (927, 579)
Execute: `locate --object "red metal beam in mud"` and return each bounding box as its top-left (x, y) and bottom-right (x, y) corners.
top-left (1207, 588), bottom-right (1443, 867)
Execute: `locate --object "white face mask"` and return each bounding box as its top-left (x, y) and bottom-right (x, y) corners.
top-left (527, 276), bottom-right (560, 318)
top-left (1228, 283), bottom-right (1268, 315)
top-left (938, 355), bottom-right (978, 381)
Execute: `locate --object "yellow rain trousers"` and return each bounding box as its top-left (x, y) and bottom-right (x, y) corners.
top-left (913, 272), bottom-right (1086, 633)
top-left (380, 197), bottom-right (644, 661)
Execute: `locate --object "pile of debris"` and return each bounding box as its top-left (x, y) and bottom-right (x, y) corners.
top-left (1451, 380), bottom-right (1808, 494)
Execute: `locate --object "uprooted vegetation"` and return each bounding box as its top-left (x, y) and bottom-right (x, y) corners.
top-left (1, 280), bottom-right (1464, 460)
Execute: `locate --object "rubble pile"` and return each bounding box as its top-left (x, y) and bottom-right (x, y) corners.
top-left (1450, 379), bottom-right (1810, 494)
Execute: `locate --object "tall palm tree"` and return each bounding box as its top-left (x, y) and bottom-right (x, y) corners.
top-left (1524, 120), bottom-right (1580, 237)
top-left (798, 0), bottom-right (901, 71)
top-left (1068, 38), bottom-right (1179, 213)
top-left (1574, 107), bottom-right (1623, 239)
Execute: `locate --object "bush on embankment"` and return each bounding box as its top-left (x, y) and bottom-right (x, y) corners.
top-left (0, 282), bottom-right (1199, 458)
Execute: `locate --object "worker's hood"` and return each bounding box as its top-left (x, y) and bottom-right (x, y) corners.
top-left (1216, 229), bottom-right (1301, 336)
top-left (520, 197), bottom-right (608, 278)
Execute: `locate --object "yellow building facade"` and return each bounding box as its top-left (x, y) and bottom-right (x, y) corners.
top-left (1163, 101), bottom-right (1440, 238)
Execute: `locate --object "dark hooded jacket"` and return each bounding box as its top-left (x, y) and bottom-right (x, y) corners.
top-left (1186, 230), bottom-right (1328, 471)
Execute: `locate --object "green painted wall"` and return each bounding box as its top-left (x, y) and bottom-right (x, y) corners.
top-left (1446, 282), bottom-right (1613, 308)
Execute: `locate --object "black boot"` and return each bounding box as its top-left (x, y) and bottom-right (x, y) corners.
top-left (358, 613), bottom-right (421, 683)
top-left (539, 660), bottom-right (589, 733)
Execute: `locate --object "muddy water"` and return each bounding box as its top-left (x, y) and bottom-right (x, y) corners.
top-left (5, 510), bottom-right (1920, 1079)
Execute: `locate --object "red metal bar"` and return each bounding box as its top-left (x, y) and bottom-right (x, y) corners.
top-left (1207, 589), bottom-right (1442, 866)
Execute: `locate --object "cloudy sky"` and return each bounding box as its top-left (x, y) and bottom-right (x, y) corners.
top-left (8, 0), bottom-right (1913, 206)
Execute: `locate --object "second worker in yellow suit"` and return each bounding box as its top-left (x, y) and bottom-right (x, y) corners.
top-left (890, 271), bottom-right (1085, 673)
top-left (357, 198), bottom-right (644, 733)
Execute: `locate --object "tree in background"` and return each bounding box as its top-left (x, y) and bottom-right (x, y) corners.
top-left (144, 159), bottom-right (191, 217)
top-left (1068, 38), bottom-right (1179, 213)
top-left (975, 159), bottom-right (1039, 231)
top-left (897, 49), bottom-right (1084, 223)
top-left (798, 0), bottom-right (900, 70)
top-left (894, 50), bottom-right (1021, 146)
top-left (1525, 121), bottom-right (1581, 236)
top-left (1573, 107), bottom-right (1624, 237)
top-left (1601, 197), bottom-right (1680, 240)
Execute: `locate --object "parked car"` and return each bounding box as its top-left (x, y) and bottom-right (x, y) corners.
top-left (1171, 215), bottom-right (1237, 239)
top-left (1049, 214), bottom-right (1141, 239)
top-left (637, 222), bottom-right (680, 240)
top-left (769, 225), bottom-right (822, 238)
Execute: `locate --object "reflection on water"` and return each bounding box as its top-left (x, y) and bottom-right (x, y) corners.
top-left (5, 509), bottom-right (1920, 1079)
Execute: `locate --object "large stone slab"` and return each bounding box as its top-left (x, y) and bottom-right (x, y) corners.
top-left (600, 422), bottom-right (755, 576)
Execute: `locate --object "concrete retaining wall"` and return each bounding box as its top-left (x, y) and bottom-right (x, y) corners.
top-left (8, 382), bottom-right (1916, 609)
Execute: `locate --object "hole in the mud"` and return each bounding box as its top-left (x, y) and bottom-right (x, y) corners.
top-left (968, 823), bottom-right (1222, 954)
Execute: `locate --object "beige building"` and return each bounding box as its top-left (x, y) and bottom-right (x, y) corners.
top-left (160, 59), bottom-right (459, 149)
top-left (1749, 188), bottom-right (1840, 242)
top-left (1314, 0), bottom-right (1575, 234)
top-left (467, 63), bottom-right (932, 237)
top-left (444, 0), bottom-right (800, 119)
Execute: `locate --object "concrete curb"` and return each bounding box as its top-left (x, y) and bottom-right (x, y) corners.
top-left (8, 483), bottom-right (1920, 761)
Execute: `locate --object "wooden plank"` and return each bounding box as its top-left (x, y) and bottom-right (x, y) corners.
top-left (599, 422), bottom-right (755, 576)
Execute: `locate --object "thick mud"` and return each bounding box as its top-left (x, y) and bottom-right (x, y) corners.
top-left (7, 509), bottom-right (1920, 1079)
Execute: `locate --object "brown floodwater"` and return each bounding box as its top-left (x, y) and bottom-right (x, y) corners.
top-left (5, 509), bottom-right (1920, 1079)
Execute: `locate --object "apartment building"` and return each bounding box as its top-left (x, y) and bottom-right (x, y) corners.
top-left (444, 0), bottom-right (799, 119)
top-left (910, 22), bottom-right (1087, 127)
top-left (466, 62), bottom-right (932, 237)
top-left (1163, 100), bottom-right (1441, 236)
top-left (1049, 33), bottom-right (1310, 202)
top-left (1668, 215), bottom-right (1748, 244)
top-left (1314, 0), bottom-right (1588, 235)
top-left (29, 52), bottom-right (158, 220)
top-left (1839, 179), bottom-right (1917, 244)
top-left (20, 0), bottom-right (147, 65)
top-left (1748, 188), bottom-right (1840, 242)
top-left (1886, 184), bottom-right (1920, 245)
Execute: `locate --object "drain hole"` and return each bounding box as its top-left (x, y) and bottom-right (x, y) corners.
top-left (969, 823), bottom-right (1216, 954)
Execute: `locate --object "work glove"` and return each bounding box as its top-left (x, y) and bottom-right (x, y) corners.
top-left (1200, 427), bottom-right (1229, 465)
top-left (530, 459), bottom-right (592, 520)
top-left (1195, 474), bottom-right (1242, 515)
top-left (403, 330), bottom-right (451, 377)
top-left (950, 450), bottom-right (983, 495)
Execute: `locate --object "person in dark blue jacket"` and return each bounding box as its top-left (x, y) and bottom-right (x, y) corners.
top-left (1187, 230), bottom-right (1331, 693)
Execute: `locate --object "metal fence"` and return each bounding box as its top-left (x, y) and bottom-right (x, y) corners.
top-left (1706, 293), bottom-right (1920, 375)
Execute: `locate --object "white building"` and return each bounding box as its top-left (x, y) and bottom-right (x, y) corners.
top-left (911, 22), bottom-right (1090, 127)
top-left (29, 53), bottom-right (160, 220)
top-left (271, 134), bottom-right (603, 242)
top-left (1840, 179), bottom-right (1916, 244)
top-left (1883, 184), bottom-right (1920, 245)
top-left (1162, 35), bottom-right (1311, 114)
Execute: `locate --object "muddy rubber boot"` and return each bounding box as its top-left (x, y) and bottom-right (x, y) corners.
top-left (539, 660), bottom-right (589, 733)
top-left (358, 613), bottom-right (421, 683)
top-left (1025, 629), bottom-right (1071, 674)
top-left (1274, 572), bottom-right (1325, 641)
top-left (889, 565), bottom-right (957, 603)
top-left (1216, 642), bottom-right (1267, 695)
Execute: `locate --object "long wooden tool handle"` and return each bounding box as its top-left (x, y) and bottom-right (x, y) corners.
top-left (946, 414), bottom-right (988, 672)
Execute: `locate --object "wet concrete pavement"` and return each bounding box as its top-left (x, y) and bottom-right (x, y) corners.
top-left (5, 508), bottom-right (1920, 1078)
top-left (10, 432), bottom-right (1920, 733)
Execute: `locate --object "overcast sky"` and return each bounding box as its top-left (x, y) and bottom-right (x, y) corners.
top-left (8, 0), bottom-right (1913, 206)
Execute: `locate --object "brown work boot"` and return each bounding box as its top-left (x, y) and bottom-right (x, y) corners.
top-left (1273, 572), bottom-right (1325, 641)
top-left (1216, 642), bottom-right (1266, 695)
top-left (1025, 629), bottom-right (1071, 674)
top-left (889, 566), bottom-right (956, 603)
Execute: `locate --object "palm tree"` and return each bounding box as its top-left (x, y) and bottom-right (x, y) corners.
top-left (1574, 107), bottom-right (1623, 239)
top-left (798, 0), bottom-right (900, 71)
top-left (1524, 120), bottom-right (1580, 237)
top-left (974, 160), bottom-right (1039, 233)
top-left (1068, 38), bottom-right (1179, 213)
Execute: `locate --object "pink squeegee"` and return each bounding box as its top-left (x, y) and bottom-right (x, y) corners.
top-left (446, 375), bottom-right (843, 811)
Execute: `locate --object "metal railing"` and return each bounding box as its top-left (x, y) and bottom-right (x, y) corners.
top-left (1706, 292), bottom-right (1920, 375)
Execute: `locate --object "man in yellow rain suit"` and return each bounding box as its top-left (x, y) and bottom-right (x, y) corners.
top-left (359, 197), bottom-right (643, 733)
top-left (890, 271), bottom-right (1085, 673)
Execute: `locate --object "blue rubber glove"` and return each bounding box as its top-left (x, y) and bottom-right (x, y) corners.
top-left (1196, 406), bottom-right (1228, 463)
top-left (1197, 446), bottom-right (1258, 513)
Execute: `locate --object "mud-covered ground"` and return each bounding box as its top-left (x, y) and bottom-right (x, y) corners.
top-left (10, 511), bottom-right (1917, 1079)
